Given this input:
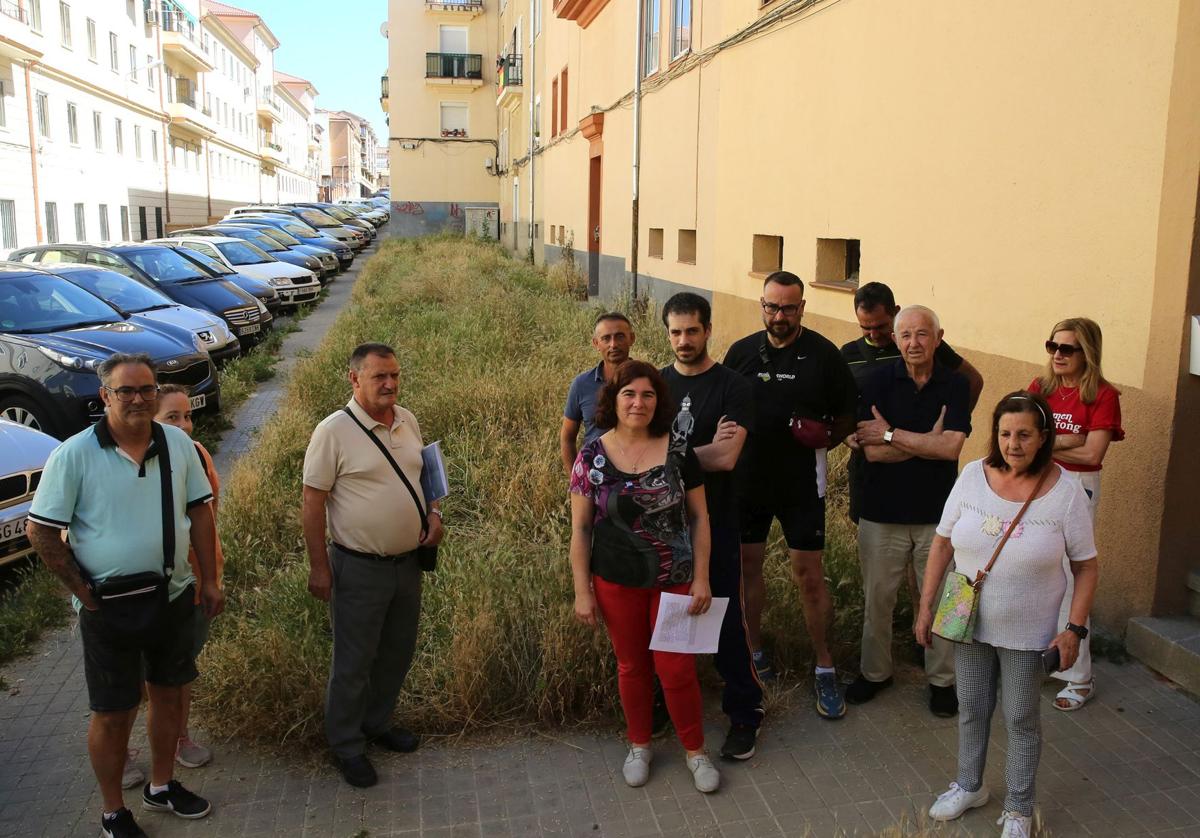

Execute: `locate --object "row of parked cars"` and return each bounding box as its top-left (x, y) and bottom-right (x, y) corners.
top-left (0, 197), bottom-right (392, 567)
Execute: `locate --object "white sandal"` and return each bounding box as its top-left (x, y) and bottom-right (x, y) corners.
top-left (1054, 678), bottom-right (1095, 711)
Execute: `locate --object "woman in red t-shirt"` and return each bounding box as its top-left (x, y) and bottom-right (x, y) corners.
top-left (1028, 317), bottom-right (1124, 711)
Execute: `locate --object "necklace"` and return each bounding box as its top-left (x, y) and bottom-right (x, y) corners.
top-left (609, 433), bottom-right (654, 472)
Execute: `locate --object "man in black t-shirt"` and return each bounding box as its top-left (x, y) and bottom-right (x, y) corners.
top-left (723, 272), bottom-right (857, 721)
top-left (840, 282), bottom-right (983, 523)
top-left (659, 292), bottom-right (765, 762)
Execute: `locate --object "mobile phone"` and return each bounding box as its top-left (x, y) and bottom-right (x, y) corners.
top-left (1041, 646), bottom-right (1062, 674)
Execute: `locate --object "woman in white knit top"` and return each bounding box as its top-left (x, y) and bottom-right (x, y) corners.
top-left (915, 391), bottom-right (1098, 838)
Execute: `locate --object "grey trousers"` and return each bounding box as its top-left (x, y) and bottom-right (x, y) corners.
top-left (326, 545), bottom-right (423, 759)
top-left (955, 641), bottom-right (1043, 817)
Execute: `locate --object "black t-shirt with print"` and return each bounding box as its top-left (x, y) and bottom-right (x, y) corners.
top-left (660, 362), bottom-right (753, 528)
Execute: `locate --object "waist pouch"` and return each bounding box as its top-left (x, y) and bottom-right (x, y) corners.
top-left (416, 546), bottom-right (438, 572)
top-left (90, 571), bottom-right (170, 636)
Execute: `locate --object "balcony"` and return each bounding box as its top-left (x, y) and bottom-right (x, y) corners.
top-left (425, 0), bottom-right (483, 17)
top-left (159, 10), bottom-right (214, 72)
top-left (379, 74), bottom-right (388, 111)
top-left (257, 86), bottom-right (282, 122)
top-left (426, 52), bottom-right (483, 88)
top-left (553, 0), bottom-right (611, 28)
top-left (0, 1), bottom-right (43, 62)
top-left (260, 133), bottom-right (285, 165)
top-left (496, 54), bottom-right (522, 108)
top-left (167, 79), bottom-right (216, 138)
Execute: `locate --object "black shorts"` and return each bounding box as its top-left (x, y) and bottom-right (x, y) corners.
top-left (80, 584), bottom-right (198, 712)
top-left (740, 494), bottom-right (827, 551)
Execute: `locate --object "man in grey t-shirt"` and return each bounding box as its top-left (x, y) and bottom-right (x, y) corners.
top-left (559, 312), bottom-right (635, 472)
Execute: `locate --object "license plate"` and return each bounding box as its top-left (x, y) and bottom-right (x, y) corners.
top-left (238, 324), bottom-right (261, 336)
top-left (0, 517), bottom-right (26, 545)
top-left (189, 394), bottom-right (206, 410)
top-left (279, 289), bottom-right (295, 298)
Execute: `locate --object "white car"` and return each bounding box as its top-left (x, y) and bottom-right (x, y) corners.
top-left (149, 236), bottom-right (320, 307)
top-left (0, 419), bottom-right (60, 567)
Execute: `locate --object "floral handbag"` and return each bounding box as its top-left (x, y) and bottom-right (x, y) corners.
top-left (932, 468), bottom-right (1049, 643)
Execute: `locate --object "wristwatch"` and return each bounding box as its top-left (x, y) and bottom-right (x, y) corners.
top-left (1065, 622), bottom-right (1089, 639)
top-left (429, 508), bottom-right (443, 519)
top-left (883, 427), bottom-right (895, 445)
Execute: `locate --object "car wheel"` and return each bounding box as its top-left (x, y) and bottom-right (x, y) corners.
top-left (0, 395), bottom-right (58, 436)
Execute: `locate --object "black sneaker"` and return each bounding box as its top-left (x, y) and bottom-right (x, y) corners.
top-left (752, 650), bottom-right (776, 682)
top-left (101, 808), bottom-right (148, 838)
top-left (929, 684), bottom-right (959, 718)
top-left (719, 723), bottom-right (758, 761)
top-left (335, 754), bottom-right (378, 788)
top-left (370, 726), bottom-right (420, 753)
top-left (844, 675), bottom-right (894, 705)
top-left (141, 779), bottom-right (212, 819)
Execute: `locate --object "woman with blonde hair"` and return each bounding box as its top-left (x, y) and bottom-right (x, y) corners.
top-left (1028, 317), bottom-right (1123, 711)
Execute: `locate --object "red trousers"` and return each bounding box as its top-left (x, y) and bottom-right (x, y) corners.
top-left (592, 576), bottom-right (705, 751)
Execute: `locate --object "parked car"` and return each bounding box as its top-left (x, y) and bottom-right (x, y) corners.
top-left (215, 221), bottom-right (342, 279)
top-left (163, 245), bottom-right (281, 317)
top-left (228, 205), bottom-right (367, 251)
top-left (0, 419), bottom-right (60, 567)
top-left (36, 263), bottom-right (242, 365)
top-left (291, 203), bottom-right (377, 239)
top-left (0, 265), bottom-right (220, 438)
top-left (169, 225), bottom-right (325, 277)
top-left (157, 236), bottom-right (320, 306)
top-left (223, 214), bottom-right (352, 271)
top-left (335, 200), bottom-right (389, 226)
top-left (8, 244), bottom-right (272, 351)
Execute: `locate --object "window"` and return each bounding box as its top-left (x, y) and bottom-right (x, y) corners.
top-left (109, 33), bottom-right (118, 72)
top-left (0, 200), bottom-right (16, 248)
top-left (154, 207), bottom-right (163, 238)
top-left (146, 54), bottom-right (155, 88)
top-left (29, 0), bottom-right (42, 32)
top-left (92, 110), bottom-right (102, 149)
top-left (66, 102), bottom-right (77, 144)
top-left (560, 68), bottom-right (568, 134)
top-left (126, 0), bottom-right (136, 24)
top-left (150, 129), bottom-right (158, 162)
top-left (138, 206), bottom-right (147, 240)
top-left (73, 203), bottom-right (85, 240)
top-left (642, 0), bottom-right (661, 76)
top-left (550, 77), bottom-right (558, 138)
top-left (134, 125), bottom-right (141, 159)
top-left (35, 91), bottom-right (49, 138)
top-left (45, 202), bottom-right (58, 243)
top-left (678, 229), bottom-right (696, 264)
top-left (59, 2), bottom-right (71, 49)
top-left (114, 118), bottom-right (123, 154)
top-left (815, 238), bottom-right (861, 285)
top-left (98, 204), bottom-right (109, 241)
top-left (119, 206), bottom-right (129, 240)
top-left (671, 0), bottom-right (691, 59)
top-left (129, 45), bottom-right (137, 81)
top-left (0, 80), bottom-right (7, 129)
top-left (86, 18), bottom-right (96, 60)
top-left (648, 227), bottom-right (663, 258)
top-left (752, 234), bottom-right (783, 274)
top-left (439, 102), bottom-right (468, 137)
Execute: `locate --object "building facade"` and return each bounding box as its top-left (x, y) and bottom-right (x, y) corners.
top-left (320, 110), bottom-right (380, 200)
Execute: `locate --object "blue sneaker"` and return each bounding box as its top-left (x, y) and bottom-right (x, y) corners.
top-left (752, 650), bottom-right (776, 683)
top-left (815, 671), bottom-right (846, 719)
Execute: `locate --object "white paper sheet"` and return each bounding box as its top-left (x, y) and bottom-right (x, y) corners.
top-left (649, 593), bottom-right (730, 654)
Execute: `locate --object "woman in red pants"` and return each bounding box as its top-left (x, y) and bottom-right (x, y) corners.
top-left (569, 359), bottom-right (718, 793)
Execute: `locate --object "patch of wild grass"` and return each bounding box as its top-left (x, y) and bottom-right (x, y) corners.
top-left (0, 563), bottom-right (70, 688)
top-left (197, 235), bottom-right (868, 748)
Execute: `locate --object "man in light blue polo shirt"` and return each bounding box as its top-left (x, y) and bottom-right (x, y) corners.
top-left (27, 352), bottom-right (223, 838)
top-left (559, 312), bottom-right (635, 473)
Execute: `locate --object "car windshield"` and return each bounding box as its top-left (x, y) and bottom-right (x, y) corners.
top-left (323, 207), bottom-right (354, 220)
top-left (279, 220), bottom-right (319, 237)
top-left (123, 247), bottom-right (211, 283)
top-left (0, 274), bottom-right (122, 333)
top-left (253, 227), bottom-right (300, 246)
top-left (236, 232), bottom-right (285, 252)
top-left (54, 268), bottom-right (173, 314)
top-left (298, 209), bottom-right (340, 227)
top-left (216, 240), bottom-right (273, 265)
top-left (175, 248), bottom-right (234, 276)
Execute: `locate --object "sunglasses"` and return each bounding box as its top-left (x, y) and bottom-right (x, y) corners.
top-left (1045, 340), bottom-right (1081, 358)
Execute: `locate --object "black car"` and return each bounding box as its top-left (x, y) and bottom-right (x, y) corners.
top-left (9, 244), bottom-right (272, 351)
top-left (0, 266), bottom-right (220, 438)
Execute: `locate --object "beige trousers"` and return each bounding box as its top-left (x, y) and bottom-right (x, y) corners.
top-left (858, 519), bottom-right (955, 687)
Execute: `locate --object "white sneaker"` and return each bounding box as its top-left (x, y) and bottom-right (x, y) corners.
top-left (622, 747), bottom-right (652, 787)
top-left (121, 749), bottom-right (144, 790)
top-left (928, 781), bottom-right (990, 821)
top-left (686, 753), bottom-right (720, 793)
top-left (998, 811), bottom-right (1032, 838)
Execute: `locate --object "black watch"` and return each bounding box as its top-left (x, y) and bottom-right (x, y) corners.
top-left (1065, 622), bottom-right (1089, 639)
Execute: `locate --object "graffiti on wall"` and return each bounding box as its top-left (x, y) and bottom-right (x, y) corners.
top-left (389, 201), bottom-right (499, 238)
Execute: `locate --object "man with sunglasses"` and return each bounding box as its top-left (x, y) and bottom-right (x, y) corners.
top-left (723, 271), bottom-right (857, 720)
top-left (27, 352), bottom-right (223, 838)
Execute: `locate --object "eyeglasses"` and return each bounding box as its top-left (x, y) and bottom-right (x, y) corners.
top-left (1045, 340), bottom-right (1081, 358)
top-left (103, 385), bottom-right (160, 402)
top-left (761, 300), bottom-right (801, 317)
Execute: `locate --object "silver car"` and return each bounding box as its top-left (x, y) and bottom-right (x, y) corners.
top-left (0, 419), bottom-right (59, 567)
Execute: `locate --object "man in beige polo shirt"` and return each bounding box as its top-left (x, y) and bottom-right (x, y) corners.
top-left (302, 342), bottom-right (443, 788)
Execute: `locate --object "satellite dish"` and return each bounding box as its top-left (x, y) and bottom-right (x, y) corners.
top-left (379, 21), bottom-right (388, 38)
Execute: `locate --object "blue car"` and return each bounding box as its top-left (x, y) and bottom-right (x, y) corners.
top-left (218, 221), bottom-right (342, 280)
top-left (0, 419), bottom-right (60, 567)
top-left (223, 214), bottom-right (353, 271)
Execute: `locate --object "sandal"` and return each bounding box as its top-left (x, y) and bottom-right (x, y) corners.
top-left (1054, 678), bottom-right (1095, 711)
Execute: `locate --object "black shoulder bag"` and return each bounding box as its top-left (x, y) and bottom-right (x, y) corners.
top-left (87, 422), bottom-right (175, 635)
top-left (342, 408), bottom-right (438, 572)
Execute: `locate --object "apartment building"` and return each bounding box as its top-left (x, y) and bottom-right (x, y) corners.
top-left (322, 110), bottom-right (379, 200)
top-left (0, 0), bottom-right (320, 250)
top-left (384, 0), bottom-right (1200, 639)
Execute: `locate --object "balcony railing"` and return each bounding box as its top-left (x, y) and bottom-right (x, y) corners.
top-left (260, 86), bottom-right (282, 114)
top-left (425, 0), bottom-right (484, 12)
top-left (426, 52), bottom-right (482, 80)
top-left (0, 1), bottom-right (28, 24)
top-left (497, 54), bottom-right (522, 88)
top-left (380, 74), bottom-right (389, 99)
top-left (260, 132), bottom-right (282, 151)
top-left (172, 77), bottom-right (198, 109)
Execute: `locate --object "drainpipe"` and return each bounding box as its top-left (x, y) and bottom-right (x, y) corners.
top-left (23, 60), bottom-right (43, 243)
top-left (527, 1), bottom-right (536, 262)
top-left (155, 21), bottom-right (171, 228)
top-left (630, 0), bottom-right (644, 299)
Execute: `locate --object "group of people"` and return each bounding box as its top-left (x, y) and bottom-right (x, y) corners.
top-left (563, 274), bottom-right (1121, 837)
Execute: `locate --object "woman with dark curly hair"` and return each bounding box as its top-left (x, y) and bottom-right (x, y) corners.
top-left (568, 359), bottom-right (718, 794)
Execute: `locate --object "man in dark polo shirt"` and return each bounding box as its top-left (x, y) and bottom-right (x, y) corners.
top-left (848, 305), bottom-right (970, 717)
top-left (841, 282), bottom-right (983, 523)
top-left (723, 271), bottom-right (857, 720)
top-left (560, 312), bottom-right (636, 473)
top-left (658, 292), bottom-right (765, 761)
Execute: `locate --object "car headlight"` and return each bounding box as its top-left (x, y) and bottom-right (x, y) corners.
top-left (268, 277), bottom-right (291, 287)
top-left (305, 257), bottom-right (321, 270)
top-left (37, 346), bottom-right (100, 372)
top-left (192, 332), bottom-right (209, 356)
top-left (256, 299), bottom-right (269, 316)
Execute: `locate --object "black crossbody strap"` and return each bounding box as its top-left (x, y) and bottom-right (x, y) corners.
top-left (153, 421), bottom-right (175, 575)
top-left (342, 407), bottom-right (428, 537)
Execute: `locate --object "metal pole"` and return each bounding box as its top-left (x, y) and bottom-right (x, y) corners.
top-left (527, 0), bottom-right (536, 262)
top-left (631, 0), bottom-right (644, 300)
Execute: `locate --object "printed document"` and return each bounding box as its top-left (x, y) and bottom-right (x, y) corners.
top-left (421, 441), bottom-right (449, 502)
top-left (649, 593), bottom-right (729, 654)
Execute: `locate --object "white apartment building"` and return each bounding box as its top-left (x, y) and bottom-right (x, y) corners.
top-left (274, 70), bottom-right (318, 204)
